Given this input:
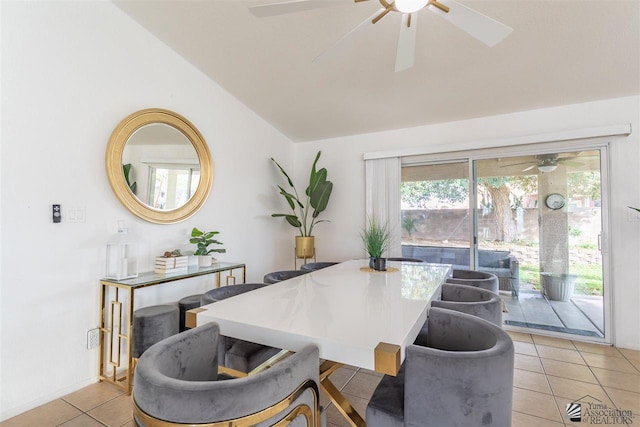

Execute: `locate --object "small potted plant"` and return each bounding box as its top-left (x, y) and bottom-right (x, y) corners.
top-left (190, 227), bottom-right (226, 267)
top-left (361, 217), bottom-right (391, 271)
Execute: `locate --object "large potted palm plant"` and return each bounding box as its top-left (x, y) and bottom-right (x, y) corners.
top-left (271, 151), bottom-right (333, 259)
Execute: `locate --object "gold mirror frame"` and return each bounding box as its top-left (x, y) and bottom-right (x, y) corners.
top-left (106, 108), bottom-right (213, 224)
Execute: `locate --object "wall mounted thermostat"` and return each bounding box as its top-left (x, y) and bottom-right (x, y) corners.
top-left (52, 204), bottom-right (62, 223)
top-left (545, 193), bottom-right (565, 210)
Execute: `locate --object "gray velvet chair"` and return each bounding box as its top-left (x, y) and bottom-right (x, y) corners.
top-left (178, 294), bottom-right (203, 332)
top-left (132, 305), bottom-right (179, 358)
top-left (300, 262), bottom-right (339, 271)
top-left (431, 283), bottom-right (503, 326)
top-left (264, 269), bottom-right (310, 283)
top-left (200, 283), bottom-right (267, 305)
top-left (367, 307), bottom-right (514, 427)
top-left (133, 323), bottom-right (323, 426)
top-left (200, 284), bottom-right (281, 374)
top-left (446, 269), bottom-right (500, 294)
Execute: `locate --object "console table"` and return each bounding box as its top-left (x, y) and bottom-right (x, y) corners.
top-left (98, 262), bottom-right (245, 394)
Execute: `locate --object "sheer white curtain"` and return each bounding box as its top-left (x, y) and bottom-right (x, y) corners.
top-left (365, 157), bottom-right (401, 257)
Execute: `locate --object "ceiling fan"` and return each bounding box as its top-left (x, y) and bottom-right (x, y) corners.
top-left (500, 154), bottom-right (592, 173)
top-left (249, 0), bottom-right (513, 72)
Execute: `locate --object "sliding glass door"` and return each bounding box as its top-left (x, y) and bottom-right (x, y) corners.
top-left (401, 147), bottom-right (608, 341)
top-left (476, 150), bottom-right (605, 338)
top-left (401, 161), bottom-right (472, 266)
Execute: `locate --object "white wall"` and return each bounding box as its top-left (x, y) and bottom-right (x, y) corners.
top-left (1, 0), bottom-right (638, 420)
top-left (294, 96), bottom-right (640, 350)
top-left (0, 1), bottom-right (295, 420)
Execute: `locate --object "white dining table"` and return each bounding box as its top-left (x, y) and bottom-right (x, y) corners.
top-left (195, 259), bottom-right (451, 426)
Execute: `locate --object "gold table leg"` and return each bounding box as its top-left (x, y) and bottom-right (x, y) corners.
top-left (98, 283), bottom-right (133, 394)
top-left (319, 360), bottom-right (366, 427)
top-left (249, 349), bottom-right (293, 376)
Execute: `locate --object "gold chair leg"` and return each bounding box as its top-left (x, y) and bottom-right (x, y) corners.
top-left (218, 366), bottom-right (248, 378)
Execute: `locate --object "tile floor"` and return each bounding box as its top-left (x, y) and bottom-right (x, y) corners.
top-left (2, 331), bottom-right (639, 426)
top-left (503, 290), bottom-right (604, 338)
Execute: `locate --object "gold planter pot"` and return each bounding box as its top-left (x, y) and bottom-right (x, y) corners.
top-left (295, 236), bottom-right (315, 259)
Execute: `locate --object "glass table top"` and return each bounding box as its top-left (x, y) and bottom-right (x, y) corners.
top-left (100, 262), bottom-right (245, 288)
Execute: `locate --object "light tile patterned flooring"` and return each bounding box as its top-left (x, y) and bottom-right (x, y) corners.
top-left (2, 332), bottom-right (639, 426)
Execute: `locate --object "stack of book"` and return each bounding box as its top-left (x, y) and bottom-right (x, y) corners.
top-left (154, 256), bottom-right (189, 274)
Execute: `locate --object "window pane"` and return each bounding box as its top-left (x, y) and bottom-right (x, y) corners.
top-left (401, 162), bottom-right (470, 265)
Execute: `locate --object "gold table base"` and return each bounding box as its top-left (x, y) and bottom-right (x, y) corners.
top-left (319, 360), bottom-right (366, 427)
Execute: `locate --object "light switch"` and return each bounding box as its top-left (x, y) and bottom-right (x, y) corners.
top-left (65, 207), bottom-right (86, 223)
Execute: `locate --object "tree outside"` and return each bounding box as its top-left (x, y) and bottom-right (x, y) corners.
top-left (401, 169), bottom-right (603, 295)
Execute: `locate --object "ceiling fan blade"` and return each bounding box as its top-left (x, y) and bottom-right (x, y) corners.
top-left (555, 156), bottom-right (580, 161)
top-left (395, 13), bottom-right (418, 72)
top-left (499, 161), bottom-right (536, 168)
top-left (314, 7), bottom-right (385, 63)
top-left (557, 159), bottom-right (584, 167)
top-left (249, 0), bottom-right (350, 18)
top-left (558, 155), bottom-right (598, 161)
top-left (522, 165), bottom-right (537, 172)
top-left (428, 0), bottom-right (513, 47)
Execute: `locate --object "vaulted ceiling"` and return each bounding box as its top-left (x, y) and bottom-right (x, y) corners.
top-left (114, 0), bottom-right (640, 142)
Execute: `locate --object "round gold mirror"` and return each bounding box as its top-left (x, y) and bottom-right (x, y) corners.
top-left (106, 109), bottom-right (212, 224)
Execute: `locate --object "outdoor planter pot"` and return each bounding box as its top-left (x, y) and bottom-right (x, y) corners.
top-left (540, 272), bottom-right (578, 301)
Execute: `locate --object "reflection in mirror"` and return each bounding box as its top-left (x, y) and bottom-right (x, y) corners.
top-left (122, 123), bottom-right (200, 211)
top-left (147, 166), bottom-right (200, 209)
top-left (106, 108), bottom-right (213, 224)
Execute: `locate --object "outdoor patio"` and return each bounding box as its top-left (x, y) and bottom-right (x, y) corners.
top-left (501, 289), bottom-right (604, 338)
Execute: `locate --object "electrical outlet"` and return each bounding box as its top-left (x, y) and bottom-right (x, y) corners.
top-left (87, 328), bottom-right (100, 349)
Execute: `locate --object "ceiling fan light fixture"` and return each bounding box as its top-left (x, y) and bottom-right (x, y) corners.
top-left (394, 0), bottom-right (428, 13)
top-left (537, 164), bottom-right (558, 173)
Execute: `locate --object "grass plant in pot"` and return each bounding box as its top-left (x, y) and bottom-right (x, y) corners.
top-left (271, 151), bottom-right (333, 261)
top-left (362, 217), bottom-right (391, 271)
top-left (190, 227), bottom-right (226, 267)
